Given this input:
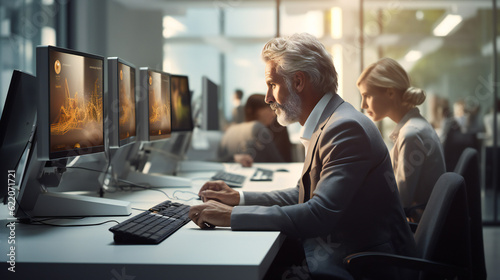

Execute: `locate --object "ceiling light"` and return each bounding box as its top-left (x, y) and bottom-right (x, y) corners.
top-left (405, 50), bottom-right (422, 62)
top-left (433, 14), bottom-right (462, 37)
top-left (331, 7), bottom-right (342, 39)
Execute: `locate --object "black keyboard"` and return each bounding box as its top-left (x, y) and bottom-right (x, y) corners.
top-left (250, 168), bottom-right (274, 181)
top-left (211, 170), bottom-right (246, 188)
top-left (109, 200), bottom-right (190, 244)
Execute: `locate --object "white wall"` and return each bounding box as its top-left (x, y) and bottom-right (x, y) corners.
top-left (69, 0), bottom-right (163, 69)
top-left (106, 0), bottom-right (163, 69)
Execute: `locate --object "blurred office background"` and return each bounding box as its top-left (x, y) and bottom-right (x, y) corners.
top-left (0, 0), bottom-right (499, 271)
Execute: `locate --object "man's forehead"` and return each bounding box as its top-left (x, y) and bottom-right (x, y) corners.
top-left (265, 61), bottom-right (277, 77)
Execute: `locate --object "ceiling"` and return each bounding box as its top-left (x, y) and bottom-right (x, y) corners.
top-left (113, 0), bottom-right (494, 13)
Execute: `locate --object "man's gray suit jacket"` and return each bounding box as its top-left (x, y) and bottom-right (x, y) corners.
top-left (231, 93), bottom-right (416, 279)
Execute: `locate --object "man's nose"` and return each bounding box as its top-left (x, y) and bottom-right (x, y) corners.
top-left (265, 91), bottom-right (275, 104)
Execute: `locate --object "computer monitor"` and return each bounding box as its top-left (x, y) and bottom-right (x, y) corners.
top-left (167, 74), bottom-right (194, 167)
top-left (37, 45), bottom-right (105, 160)
top-left (124, 68), bottom-right (191, 187)
top-left (170, 74), bottom-right (194, 132)
top-left (102, 57), bottom-right (142, 187)
top-left (0, 70), bottom-right (37, 204)
top-left (137, 67), bottom-right (171, 142)
top-left (13, 46), bottom-right (130, 218)
top-left (164, 75), bottom-right (224, 173)
top-left (106, 57), bottom-right (137, 149)
top-left (201, 76), bottom-right (220, 131)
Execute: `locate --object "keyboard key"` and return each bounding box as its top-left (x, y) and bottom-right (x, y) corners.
top-left (109, 200), bottom-right (190, 244)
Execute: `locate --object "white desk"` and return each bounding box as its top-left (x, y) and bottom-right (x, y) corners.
top-left (0, 162), bottom-right (303, 280)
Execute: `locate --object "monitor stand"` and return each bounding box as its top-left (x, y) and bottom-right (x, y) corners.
top-left (105, 144), bottom-right (191, 190)
top-left (31, 192), bottom-right (131, 217)
top-left (15, 139), bottom-right (131, 218)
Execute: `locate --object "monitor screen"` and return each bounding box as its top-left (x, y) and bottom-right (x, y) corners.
top-left (170, 75), bottom-right (194, 132)
top-left (201, 76), bottom-right (220, 131)
top-left (119, 62), bottom-right (136, 144)
top-left (0, 70), bottom-right (37, 203)
top-left (107, 57), bottom-right (137, 148)
top-left (138, 68), bottom-right (171, 142)
top-left (37, 46), bottom-right (105, 160)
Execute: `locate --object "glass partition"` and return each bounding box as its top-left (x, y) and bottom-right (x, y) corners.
top-left (361, 0), bottom-right (498, 223)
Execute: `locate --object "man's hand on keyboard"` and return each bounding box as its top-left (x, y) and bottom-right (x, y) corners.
top-left (199, 180), bottom-right (240, 206)
top-left (189, 200), bottom-right (232, 229)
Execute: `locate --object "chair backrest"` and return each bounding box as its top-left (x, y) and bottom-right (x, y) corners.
top-left (442, 120), bottom-right (479, 171)
top-left (454, 148), bottom-right (487, 280)
top-left (414, 172), bottom-right (472, 278)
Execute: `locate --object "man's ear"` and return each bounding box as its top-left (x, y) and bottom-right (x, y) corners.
top-left (294, 71), bottom-right (306, 93)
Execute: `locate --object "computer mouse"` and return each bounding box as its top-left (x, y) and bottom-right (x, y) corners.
top-left (275, 169), bottom-right (289, 172)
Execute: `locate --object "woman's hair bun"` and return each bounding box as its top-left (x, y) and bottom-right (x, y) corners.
top-left (403, 87), bottom-right (426, 106)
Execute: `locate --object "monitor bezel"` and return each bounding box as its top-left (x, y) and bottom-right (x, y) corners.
top-left (0, 70), bottom-right (37, 204)
top-left (107, 57), bottom-right (137, 149)
top-left (170, 74), bottom-right (194, 132)
top-left (138, 67), bottom-right (172, 142)
top-left (201, 76), bottom-right (220, 131)
top-left (37, 45), bottom-right (105, 160)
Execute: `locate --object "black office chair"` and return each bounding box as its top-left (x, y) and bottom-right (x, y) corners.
top-left (453, 147), bottom-right (487, 280)
top-left (442, 120), bottom-right (479, 172)
top-left (344, 173), bottom-right (472, 280)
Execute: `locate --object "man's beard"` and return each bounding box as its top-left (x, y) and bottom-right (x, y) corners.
top-left (270, 81), bottom-right (302, 126)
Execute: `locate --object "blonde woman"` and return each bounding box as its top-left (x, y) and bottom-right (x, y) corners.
top-left (357, 57), bottom-right (446, 222)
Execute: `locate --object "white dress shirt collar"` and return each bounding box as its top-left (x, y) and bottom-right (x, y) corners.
top-left (389, 107), bottom-right (421, 143)
top-left (299, 92), bottom-right (334, 153)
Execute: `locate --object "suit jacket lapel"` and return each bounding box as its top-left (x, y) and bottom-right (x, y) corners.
top-left (299, 94), bottom-right (344, 203)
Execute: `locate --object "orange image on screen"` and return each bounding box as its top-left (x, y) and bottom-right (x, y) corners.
top-left (148, 71), bottom-right (171, 140)
top-left (118, 64), bottom-right (136, 141)
top-left (49, 52), bottom-right (104, 153)
top-left (170, 76), bottom-right (192, 131)
top-left (51, 79), bottom-right (102, 135)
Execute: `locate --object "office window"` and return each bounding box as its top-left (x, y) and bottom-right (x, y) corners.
top-left (281, 8), bottom-right (324, 38)
top-left (162, 9), bottom-right (219, 38)
top-left (225, 7), bottom-right (275, 37)
top-left (163, 5), bottom-right (277, 123)
top-left (0, 0), bottom-right (61, 115)
top-left (163, 43), bottom-right (220, 119)
top-left (225, 44), bottom-right (267, 120)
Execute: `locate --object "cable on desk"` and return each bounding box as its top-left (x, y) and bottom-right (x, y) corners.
top-left (116, 178), bottom-right (199, 202)
top-left (4, 203), bottom-right (120, 228)
top-left (64, 167), bottom-right (199, 201)
top-left (172, 190), bottom-right (199, 202)
top-left (115, 178), bottom-right (172, 197)
top-left (65, 165), bottom-right (105, 173)
top-left (12, 196), bottom-right (34, 224)
top-left (17, 218), bottom-right (120, 227)
top-left (10, 186), bottom-right (119, 228)
top-left (8, 169), bottom-right (196, 226)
